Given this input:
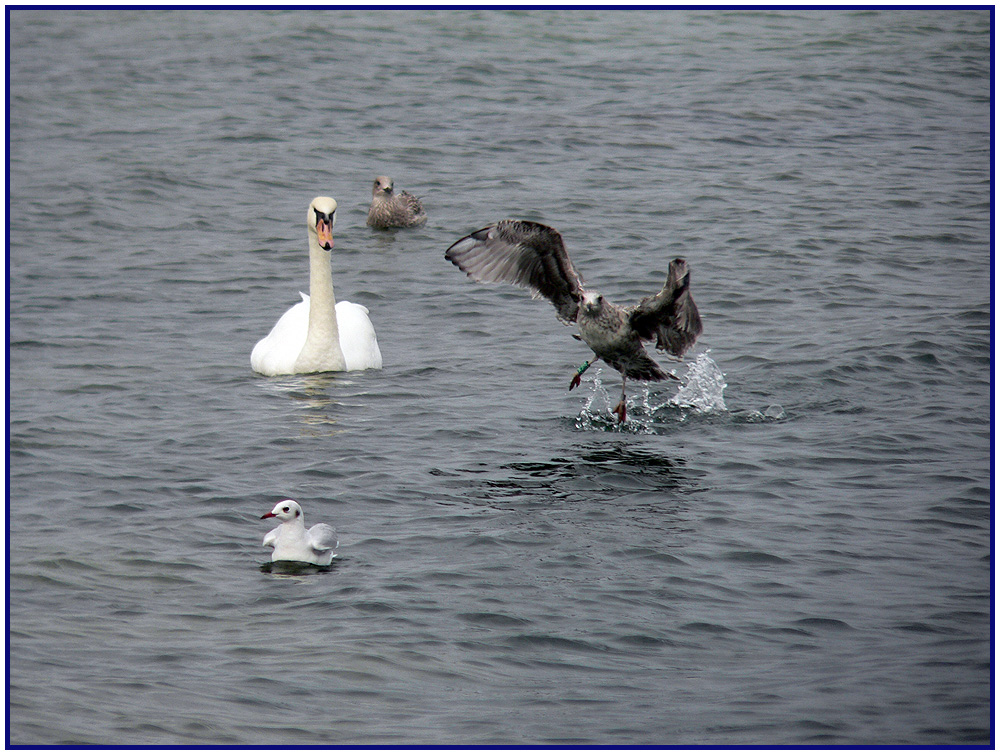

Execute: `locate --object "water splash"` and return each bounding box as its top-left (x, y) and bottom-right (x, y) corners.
top-left (574, 351), bottom-right (727, 432)
top-left (668, 351), bottom-right (728, 413)
top-left (574, 368), bottom-right (636, 433)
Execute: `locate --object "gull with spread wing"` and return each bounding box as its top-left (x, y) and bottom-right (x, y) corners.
top-left (260, 500), bottom-right (338, 566)
top-left (445, 219), bottom-right (703, 423)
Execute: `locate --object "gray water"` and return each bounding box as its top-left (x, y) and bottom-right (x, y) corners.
top-left (7, 8), bottom-right (992, 747)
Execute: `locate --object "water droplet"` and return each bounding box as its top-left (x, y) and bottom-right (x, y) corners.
top-left (763, 404), bottom-right (785, 419)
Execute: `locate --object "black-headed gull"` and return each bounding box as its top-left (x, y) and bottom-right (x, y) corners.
top-left (260, 499), bottom-right (338, 565)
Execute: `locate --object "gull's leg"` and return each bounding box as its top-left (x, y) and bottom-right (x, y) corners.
top-left (613, 375), bottom-right (628, 423)
top-left (569, 359), bottom-right (592, 391)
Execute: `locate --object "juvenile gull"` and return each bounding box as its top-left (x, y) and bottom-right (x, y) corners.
top-left (366, 175), bottom-right (427, 229)
top-left (445, 219), bottom-right (703, 423)
top-left (260, 500), bottom-right (338, 565)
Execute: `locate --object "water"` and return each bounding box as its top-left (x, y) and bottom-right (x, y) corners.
top-left (7, 8), bottom-right (992, 747)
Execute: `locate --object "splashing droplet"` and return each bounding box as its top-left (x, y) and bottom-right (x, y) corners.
top-left (669, 352), bottom-right (727, 413)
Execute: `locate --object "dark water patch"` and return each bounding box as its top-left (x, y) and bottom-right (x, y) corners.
top-left (610, 546), bottom-right (686, 565)
top-left (506, 633), bottom-right (611, 655)
top-left (679, 621), bottom-right (735, 635)
top-left (723, 550), bottom-right (789, 565)
top-left (259, 561), bottom-right (337, 576)
top-left (793, 617), bottom-right (855, 631)
top-left (458, 612), bottom-right (532, 629)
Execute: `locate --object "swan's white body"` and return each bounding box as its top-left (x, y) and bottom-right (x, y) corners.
top-left (251, 197), bottom-right (382, 376)
top-left (251, 294), bottom-right (381, 374)
top-left (261, 500), bottom-right (338, 566)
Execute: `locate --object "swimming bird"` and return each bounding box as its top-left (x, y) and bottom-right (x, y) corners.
top-left (445, 219), bottom-right (703, 423)
top-left (366, 176), bottom-right (427, 229)
top-left (260, 500), bottom-right (338, 565)
top-left (251, 197), bottom-right (382, 375)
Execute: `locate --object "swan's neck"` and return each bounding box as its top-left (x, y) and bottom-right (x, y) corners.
top-left (294, 236), bottom-right (346, 373)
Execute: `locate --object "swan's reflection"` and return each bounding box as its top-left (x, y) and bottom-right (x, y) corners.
top-left (257, 373), bottom-right (354, 434)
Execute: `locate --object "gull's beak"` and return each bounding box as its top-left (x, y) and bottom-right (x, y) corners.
top-left (260, 512), bottom-right (276, 520)
top-left (316, 218), bottom-right (334, 250)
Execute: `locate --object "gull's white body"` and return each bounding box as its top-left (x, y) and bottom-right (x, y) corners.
top-left (261, 500), bottom-right (338, 566)
top-left (251, 196), bottom-right (382, 376)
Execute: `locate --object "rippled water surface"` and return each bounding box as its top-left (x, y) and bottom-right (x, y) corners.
top-left (7, 8), bottom-right (992, 747)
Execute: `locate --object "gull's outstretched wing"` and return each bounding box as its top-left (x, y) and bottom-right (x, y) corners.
top-left (262, 527), bottom-right (280, 549)
top-left (446, 220), bottom-right (585, 324)
top-left (629, 258), bottom-right (703, 357)
top-left (308, 523), bottom-right (339, 556)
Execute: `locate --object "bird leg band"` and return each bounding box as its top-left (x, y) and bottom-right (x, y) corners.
top-left (569, 360), bottom-right (592, 391)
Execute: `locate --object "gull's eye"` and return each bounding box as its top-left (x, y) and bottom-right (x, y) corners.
top-left (282, 506), bottom-right (290, 513)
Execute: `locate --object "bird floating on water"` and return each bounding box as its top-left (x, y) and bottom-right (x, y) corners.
top-left (251, 196), bottom-right (382, 375)
top-left (367, 176), bottom-right (427, 229)
top-left (445, 219), bottom-right (703, 423)
top-left (260, 499), bottom-right (338, 566)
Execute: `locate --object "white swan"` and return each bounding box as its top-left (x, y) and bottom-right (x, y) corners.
top-left (251, 197), bottom-right (382, 375)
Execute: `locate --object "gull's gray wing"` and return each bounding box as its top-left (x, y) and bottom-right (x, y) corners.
top-left (398, 190), bottom-right (424, 214)
top-left (629, 258), bottom-right (703, 357)
top-left (308, 523), bottom-right (339, 555)
top-left (445, 220), bottom-right (584, 324)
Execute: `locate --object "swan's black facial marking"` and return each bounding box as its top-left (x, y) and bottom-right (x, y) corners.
top-left (314, 208), bottom-right (334, 224)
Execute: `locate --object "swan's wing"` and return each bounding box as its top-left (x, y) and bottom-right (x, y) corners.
top-left (308, 523), bottom-right (339, 555)
top-left (445, 220), bottom-right (584, 324)
top-left (335, 300), bottom-right (383, 370)
top-left (262, 526), bottom-right (280, 550)
top-left (251, 294), bottom-right (310, 375)
top-left (628, 258), bottom-right (703, 357)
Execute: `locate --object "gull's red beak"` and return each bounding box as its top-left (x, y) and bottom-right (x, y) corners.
top-left (316, 218), bottom-right (334, 250)
top-left (260, 512), bottom-right (276, 519)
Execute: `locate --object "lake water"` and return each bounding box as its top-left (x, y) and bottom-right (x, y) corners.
top-left (7, 8), bottom-right (992, 747)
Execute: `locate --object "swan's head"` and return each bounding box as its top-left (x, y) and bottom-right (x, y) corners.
top-left (308, 197), bottom-right (337, 251)
top-left (373, 176), bottom-right (394, 198)
top-left (261, 499), bottom-right (303, 523)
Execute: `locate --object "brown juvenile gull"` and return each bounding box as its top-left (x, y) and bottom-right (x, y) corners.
top-left (445, 219), bottom-right (703, 423)
top-left (366, 175), bottom-right (427, 229)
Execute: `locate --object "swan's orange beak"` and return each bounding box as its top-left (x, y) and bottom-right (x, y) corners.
top-left (316, 218), bottom-right (334, 250)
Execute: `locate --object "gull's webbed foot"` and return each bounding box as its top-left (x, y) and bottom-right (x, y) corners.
top-left (569, 360), bottom-right (592, 391)
top-left (613, 400), bottom-right (627, 424)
